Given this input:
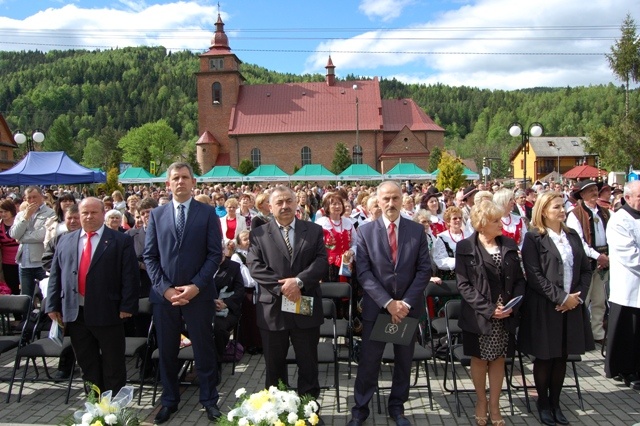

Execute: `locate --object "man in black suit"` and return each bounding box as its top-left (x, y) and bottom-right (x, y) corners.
top-left (213, 257), bottom-right (244, 363)
top-left (247, 186), bottom-right (328, 399)
top-left (45, 197), bottom-right (139, 393)
top-left (144, 162), bottom-right (223, 424)
top-left (348, 181), bottom-right (431, 426)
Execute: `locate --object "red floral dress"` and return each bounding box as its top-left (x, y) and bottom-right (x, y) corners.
top-left (317, 216), bottom-right (355, 282)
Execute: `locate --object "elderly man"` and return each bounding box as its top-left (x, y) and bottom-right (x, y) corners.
top-left (566, 180), bottom-right (610, 345)
top-left (605, 181), bottom-right (640, 390)
top-left (46, 198), bottom-right (139, 393)
top-left (10, 186), bottom-right (55, 298)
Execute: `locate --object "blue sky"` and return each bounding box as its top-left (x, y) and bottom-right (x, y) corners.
top-left (0, 0), bottom-right (638, 90)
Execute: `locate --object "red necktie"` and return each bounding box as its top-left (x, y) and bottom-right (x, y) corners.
top-left (78, 232), bottom-right (96, 296)
top-left (388, 222), bottom-right (397, 264)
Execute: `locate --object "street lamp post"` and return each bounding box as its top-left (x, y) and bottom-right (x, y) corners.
top-left (556, 147), bottom-right (561, 183)
top-left (14, 130), bottom-right (45, 152)
top-left (353, 84), bottom-right (362, 164)
top-left (508, 122), bottom-right (543, 189)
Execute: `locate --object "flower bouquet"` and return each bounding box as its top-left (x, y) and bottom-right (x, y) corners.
top-left (219, 382), bottom-right (320, 426)
top-left (70, 384), bottom-right (140, 426)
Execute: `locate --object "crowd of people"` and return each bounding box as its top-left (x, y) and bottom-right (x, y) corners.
top-left (0, 170), bottom-right (638, 426)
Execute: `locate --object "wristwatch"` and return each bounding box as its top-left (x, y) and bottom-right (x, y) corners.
top-left (295, 277), bottom-right (304, 289)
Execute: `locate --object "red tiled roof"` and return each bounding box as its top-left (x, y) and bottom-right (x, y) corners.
top-left (215, 152), bottom-right (230, 166)
top-left (229, 79), bottom-right (383, 135)
top-left (196, 130), bottom-right (221, 146)
top-left (381, 99), bottom-right (444, 132)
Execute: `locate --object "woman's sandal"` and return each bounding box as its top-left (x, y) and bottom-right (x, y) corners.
top-left (475, 399), bottom-right (488, 426)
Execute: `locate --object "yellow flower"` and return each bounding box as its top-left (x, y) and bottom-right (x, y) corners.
top-left (90, 421), bottom-right (104, 426)
top-left (295, 420), bottom-right (306, 426)
top-left (274, 421), bottom-right (285, 426)
top-left (308, 413), bottom-right (320, 425)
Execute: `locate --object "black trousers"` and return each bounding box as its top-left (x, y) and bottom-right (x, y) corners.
top-left (605, 303), bottom-right (640, 378)
top-left (66, 307), bottom-right (127, 393)
top-left (260, 326), bottom-right (320, 398)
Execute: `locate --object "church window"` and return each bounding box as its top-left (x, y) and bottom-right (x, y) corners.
top-left (251, 148), bottom-right (261, 168)
top-left (301, 146), bottom-right (312, 166)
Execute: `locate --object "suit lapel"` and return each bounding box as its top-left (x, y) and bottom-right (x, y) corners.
top-left (182, 200), bottom-right (200, 244)
top-left (291, 220), bottom-right (307, 264)
top-left (268, 220), bottom-right (292, 262)
top-left (163, 203), bottom-right (178, 243)
top-left (89, 228), bottom-right (110, 269)
top-left (376, 217), bottom-right (394, 265)
top-left (396, 217), bottom-right (408, 262)
top-left (540, 233), bottom-right (562, 264)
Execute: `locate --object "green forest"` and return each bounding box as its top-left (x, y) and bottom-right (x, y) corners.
top-left (0, 45), bottom-right (638, 176)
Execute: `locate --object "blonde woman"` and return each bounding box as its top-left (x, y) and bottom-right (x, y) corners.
top-left (220, 198), bottom-right (247, 245)
top-left (493, 188), bottom-right (528, 250)
top-left (455, 200), bottom-right (526, 426)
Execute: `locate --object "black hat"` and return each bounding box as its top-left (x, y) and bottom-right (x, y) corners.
top-left (570, 180), bottom-right (599, 201)
top-left (462, 185), bottom-right (478, 200)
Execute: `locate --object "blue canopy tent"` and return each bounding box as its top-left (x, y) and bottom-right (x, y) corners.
top-left (0, 151), bottom-right (106, 185)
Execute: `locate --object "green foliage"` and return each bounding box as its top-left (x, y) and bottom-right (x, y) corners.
top-left (118, 119), bottom-right (181, 171)
top-left (182, 139), bottom-right (202, 176)
top-left (330, 142), bottom-right (352, 174)
top-left (292, 164), bottom-right (300, 174)
top-left (237, 159), bottom-right (255, 175)
top-left (0, 46), bottom-right (636, 173)
top-left (428, 146), bottom-right (442, 172)
top-left (606, 14), bottom-right (640, 116)
top-left (97, 167), bottom-right (124, 196)
top-left (436, 152), bottom-right (466, 191)
top-left (585, 112), bottom-right (640, 171)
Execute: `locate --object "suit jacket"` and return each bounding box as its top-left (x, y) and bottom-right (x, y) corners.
top-left (127, 226), bottom-right (151, 298)
top-left (455, 234), bottom-right (526, 335)
top-left (356, 217), bottom-right (432, 322)
top-left (247, 218), bottom-right (328, 330)
top-left (518, 228), bottom-right (594, 358)
top-left (215, 258), bottom-right (245, 318)
top-left (45, 226), bottom-right (140, 326)
top-left (10, 204), bottom-right (55, 264)
top-left (143, 200), bottom-right (222, 304)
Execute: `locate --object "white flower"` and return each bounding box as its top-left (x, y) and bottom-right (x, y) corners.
top-left (81, 413), bottom-right (93, 424)
top-left (104, 414), bottom-right (118, 425)
top-left (238, 418), bottom-right (249, 426)
top-left (287, 412), bottom-right (298, 424)
top-left (235, 388), bottom-right (246, 398)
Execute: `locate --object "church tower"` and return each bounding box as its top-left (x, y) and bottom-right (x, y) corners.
top-left (196, 13), bottom-right (244, 172)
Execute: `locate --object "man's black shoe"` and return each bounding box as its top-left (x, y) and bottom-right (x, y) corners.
top-left (346, 419), bottom-right (363, 426)
top-left (553, 407), bottom-right (570, 425)
top-left (390, 414), bottom-right (411, 426)
top-left (624, 373), bottom-right (640, 386)
top-left (53, 370), bottom-right (70, 380)
top-left (154, 406), bottom-right (178, 424)
top-left (205, 403), bottom-right (221, 421)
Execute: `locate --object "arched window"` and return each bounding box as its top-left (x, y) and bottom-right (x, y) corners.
top-left (212, 82), bottom-right (222, 104)
top-left (301, 146), bottom-right (312, 166)
top-left (352, 145), bottom-right (363, 164)
top-left (251, 148), bottom-right (261, 168)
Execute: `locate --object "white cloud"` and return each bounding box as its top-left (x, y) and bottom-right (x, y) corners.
top-left (358, 0), bottom-right (415, 21)
top-left (0, 1), bottom-right (219, 52)
top-left (307, 0), bottom-right (640, 89)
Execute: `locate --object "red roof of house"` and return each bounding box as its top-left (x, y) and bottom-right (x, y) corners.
top-left (229, 79), bottom-right (384, 135)
top-left (381, 99), bottom-right (444, 132)
top-left (563, 164), bottom-right (607, 179)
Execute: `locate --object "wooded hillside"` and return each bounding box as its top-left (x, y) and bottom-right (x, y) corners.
top-left (0, 46), bottom-right (637, 174)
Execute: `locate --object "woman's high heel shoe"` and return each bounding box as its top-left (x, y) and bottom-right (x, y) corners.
top-left (475, 399), bottom-right (488, 426)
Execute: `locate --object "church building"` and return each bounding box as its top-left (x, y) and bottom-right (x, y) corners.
top-left (196, 14), bottom-right (445, 174)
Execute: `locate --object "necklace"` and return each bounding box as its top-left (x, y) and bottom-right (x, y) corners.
top-left (330, 218), bottom-right (343, 232)
top-left (448, 229), bottom-right (464, 242)
top-left (501, 215), bottom-right (512, 226)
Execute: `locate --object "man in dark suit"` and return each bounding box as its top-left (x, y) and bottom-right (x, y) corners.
top-left (144, 162), bottom-right (223, 424)
top-left (348, 181), bottom-right (431, 426)
top-left (45, 197), bottom-right (139, 393)
top-left (247, 186), bottom-right (328, 399)
top-left (213, 257), bottom-right (244, 363)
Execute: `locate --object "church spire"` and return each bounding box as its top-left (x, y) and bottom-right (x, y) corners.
top-left (210, 13), bottom-right (230, 51)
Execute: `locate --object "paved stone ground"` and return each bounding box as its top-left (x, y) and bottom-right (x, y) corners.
top-left (0, 341), bottom-right (638, 426)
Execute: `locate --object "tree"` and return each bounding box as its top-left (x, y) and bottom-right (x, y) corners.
top-left (428, 146), bottom-right (442, 172)
top-left (435, 152), bottom-right (466, 191)
top-left (82, 127), bottom-right (123, 170)
top-left (97, 167), bottom-right (124, 195)
top-left (606, 14), bottom-right (640, 117)
top-left (118, 120), bottom-right (182, 171)
top-left (182, 139), bottom-right (202, 176)
top-left (330, 142), bottom-right (351, 175)
top-left (237, 159), bottom-right (255, 175)
top-left (586, 112), bottom-right (640, 171)
top-left (44, 115), bottom-right (78, 160)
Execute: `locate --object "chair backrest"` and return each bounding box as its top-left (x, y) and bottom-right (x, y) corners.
top-left (320, 282), bottom-right (351, 300)
top-left (138, 297), bottom-right (152, 315)
top-left (0, 295), bottom-right (31, 317)
top-left (444, 299), bottom-right (461, 321)
top-left (424, 280), bottom-right (459, 299)
top-left (322, 298), bottom-right (336, 320)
